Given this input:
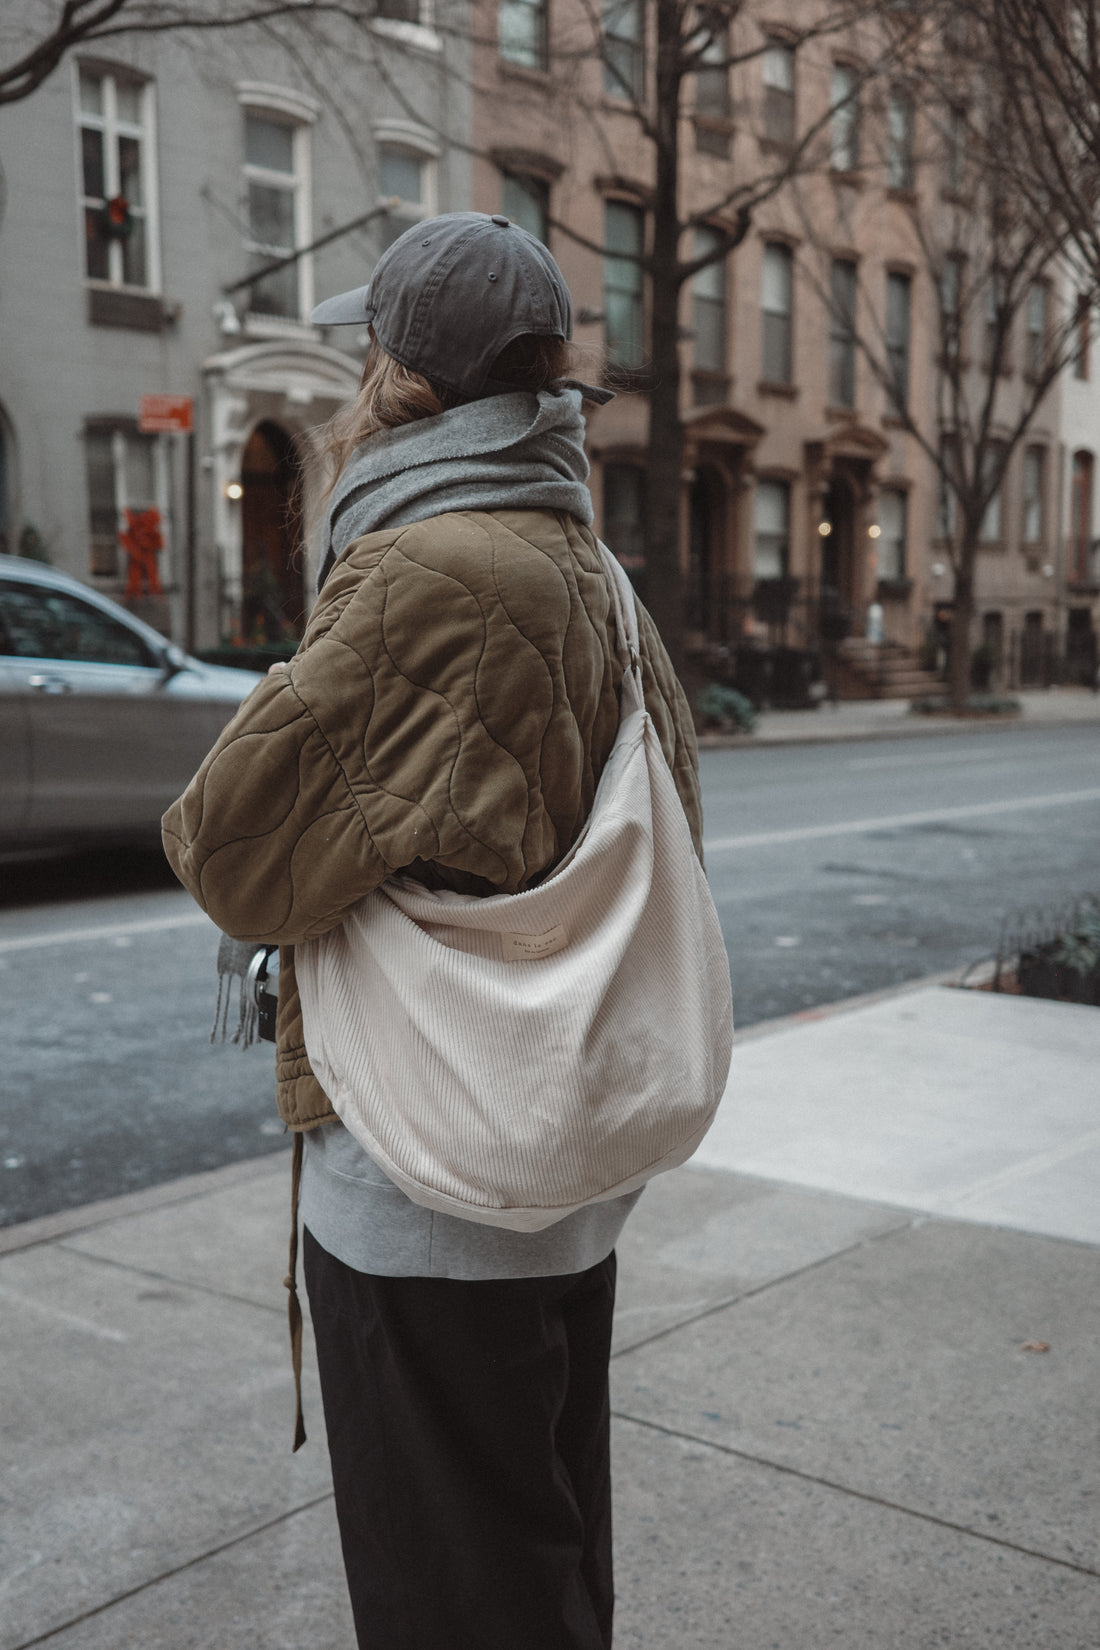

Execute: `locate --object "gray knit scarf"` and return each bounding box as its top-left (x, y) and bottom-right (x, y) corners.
top-left (318, 384), bottom-right (597, 588)
top-left (215, 384), bottom-right (600, 1045)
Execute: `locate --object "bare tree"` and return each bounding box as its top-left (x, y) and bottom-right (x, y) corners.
top-left (0, 0), bottom-right (377, 105)
top-left (948, 0), bottom-right (1100, 284)
top-left (439, 0), bottom-right (913, 681)
top-left (795, 8), bottom-right (1098, 709)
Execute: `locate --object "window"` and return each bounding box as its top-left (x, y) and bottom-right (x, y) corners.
top-left (886, 88), bottom-right (914, 191)
top-left (1025, 281), bottom-right (1048, 377)
top-left (694, 9), bottom-right (731, 118)
top-left (885, 271), bottom-right (911, 411)
top-left (1022, 448), bottom-right (1044, 544)
top-left (1069, 451), bottom-right (1094, 582)
top-left (828, 259), bottom-right (857, 407)
top-left (375, 128), bottom-right (438, 250)
top-left (944, 103), bottom-right (966, 192)
top-left (762, 39), bottom-right (795, 146)
top-left (502, 173), bottom-right (549, 243)
top-left (980, 444), bottom-right (1004, 542)
top-left (940, 253), bottom-right (964, 361)
top-left (84, 425), bottom-right (164, 579)
top-left (830, 64), bottom-right (860, 172)
top-left (603, 464), bottom-right (647, 576)
top-left (604, 201), bottom-right (645, 369)
top-left (243, 111), bottom-right (309, 319)
top-left (499, 0), bottom-right (548, 70)
top-left (877, 488), bottom-right (907, 581)
top-left (78, 67), bottom-right (155, 289)
top-left (753, 479), bottom-right (790, 579)
top-left (761, 242), bottom-right (793, 384)
top-left (1074, 295), bottom-right (1091, 380)
top-left (604, 0), bottom-right (645, 100)
top-left (982, 271), bottom-right (1007, 370)
top-left (0, 583), bottom-right (154, 667)
top-left (692, 227), bottom-right (727, 397)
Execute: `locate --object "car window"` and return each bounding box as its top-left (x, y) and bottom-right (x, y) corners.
top-left (0, 584), bottom-right (155, 667)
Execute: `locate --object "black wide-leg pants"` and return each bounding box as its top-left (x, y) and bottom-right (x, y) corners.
top-left (303, 1225), bottom-right (616, 1650)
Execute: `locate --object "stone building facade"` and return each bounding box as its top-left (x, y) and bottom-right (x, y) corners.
top-left (0, 3), bottom-right (470, 650)
top-left (469, 0), bottom-right (1095, 694)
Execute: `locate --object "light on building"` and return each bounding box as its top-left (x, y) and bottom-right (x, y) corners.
top-left (931, 561), bottom-right (946, 577)
top-left (868, 523), bottom-right (881, 539)
top-left (818, 520), bottom-right (832, 536)
top-left (225, 480), bottom-right (244, 501)
top-left (1042, 563), bottom-right (1055, 578)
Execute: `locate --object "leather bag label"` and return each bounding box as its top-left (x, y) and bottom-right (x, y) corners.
top-left (501, 924), bottom-right (568, 962)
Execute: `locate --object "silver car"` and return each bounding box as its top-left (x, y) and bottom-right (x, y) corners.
top-left (0, 555), bottom-right (264, 856)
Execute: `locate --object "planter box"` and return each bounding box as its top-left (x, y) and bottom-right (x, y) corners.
top-left (1017, 947), bottom-right (1100, 1007)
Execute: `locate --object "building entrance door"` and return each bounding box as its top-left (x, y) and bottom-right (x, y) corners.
top-left (820, 475), bottom-right (856, 638)
top-left (240, 421), bottom-right (304, 644)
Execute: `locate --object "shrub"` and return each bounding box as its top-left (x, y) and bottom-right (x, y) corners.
top-left (697, 682), bottom-right (756, 733)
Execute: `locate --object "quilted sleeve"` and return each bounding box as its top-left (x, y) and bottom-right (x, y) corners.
top-left (161, 666), bottom-right (391, 945)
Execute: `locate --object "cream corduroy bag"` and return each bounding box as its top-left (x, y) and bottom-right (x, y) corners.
top-left (296, 543), bottom-right (733, 1231)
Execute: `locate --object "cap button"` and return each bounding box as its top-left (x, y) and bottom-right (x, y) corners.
top-left (490, 214), bottom-right (510, 227)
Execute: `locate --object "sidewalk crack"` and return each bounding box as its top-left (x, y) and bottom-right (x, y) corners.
top-left (611, 1409), bottom-right (1100, 1581)
top-left (8, 1493), bottom-right (336, 1650)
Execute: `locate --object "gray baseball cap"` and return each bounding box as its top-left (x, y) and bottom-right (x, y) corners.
top-left (310, 211), bottom-right (574, 399)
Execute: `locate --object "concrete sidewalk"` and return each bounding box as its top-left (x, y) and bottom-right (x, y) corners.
top-left (2, 982), bottom-right (1099, 1649)
top-left (700, 684), bottom-right (1100, 749)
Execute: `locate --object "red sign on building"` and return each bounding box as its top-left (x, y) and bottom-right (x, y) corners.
top-left (139, 394), bottom-right (194, 434)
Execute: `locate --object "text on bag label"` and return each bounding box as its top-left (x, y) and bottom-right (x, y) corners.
top-left (501, 925), bottom-right (568, 962)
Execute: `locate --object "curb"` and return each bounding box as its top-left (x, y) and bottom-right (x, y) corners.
top-left (0, 1147), bottom-right (291, 1257)
top-left (698, 711), bottom-right (1100, 752)
top-left (730, 964), bottom-right (974, 1045)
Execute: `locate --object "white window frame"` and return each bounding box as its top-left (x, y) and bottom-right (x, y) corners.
top-left (238, 85), bottom-right (318, 326)
top-left (692, 226), bottom-right (727, 378)
top-left (761, 241), bottom-right (794, 385)
top-left (762, 38), bottom-right (796, 146)
top-left (604, 199), bottom-right (646, 370)
top-left (374, 119), bottom-right (440, 242)
top-left (876, 487), bottom-right (907, 581)
top-left (370, 0), bottom-right (442, 54)
top-left (753, 477), bottom-right (790, 580)
top-left (73, 62), bottom-right (161, 293)
top-left (1022, 446), bottom-right (1044, 544)
top-left (499, 0), bottom-right (549, 70)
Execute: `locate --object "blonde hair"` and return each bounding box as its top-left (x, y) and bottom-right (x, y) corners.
top-left (319, 332), bottom-right (575, 497)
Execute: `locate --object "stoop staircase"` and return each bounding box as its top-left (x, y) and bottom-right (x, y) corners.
top-left (830, 637), bottom-right (943, 700)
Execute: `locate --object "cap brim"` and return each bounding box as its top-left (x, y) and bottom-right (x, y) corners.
top-left (310, 283), bottom-right (376, 326)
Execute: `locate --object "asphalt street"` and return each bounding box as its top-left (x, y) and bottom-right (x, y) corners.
top-left (703, 723), bottom-right (1100, 1025)
top-left (2, 722), bottom-right (1098, 1226)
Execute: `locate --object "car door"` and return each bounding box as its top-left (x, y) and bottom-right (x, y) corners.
top-left (0, 579), bottom-right (182, 838)
top-left (0, 600), bottom-right (32, 839)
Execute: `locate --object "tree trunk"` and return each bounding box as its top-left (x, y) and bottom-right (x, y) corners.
top-left (642, 0), bottom-right (688, 690)
top-left (949, 552), bottom-right (976, 712)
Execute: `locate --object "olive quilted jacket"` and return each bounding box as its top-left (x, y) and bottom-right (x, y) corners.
top-left (162, 508), bottom-right (702, 1131)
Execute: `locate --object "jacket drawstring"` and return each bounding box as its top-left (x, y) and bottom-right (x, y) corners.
top-left (284, 1130), bottom-right (307, 1452)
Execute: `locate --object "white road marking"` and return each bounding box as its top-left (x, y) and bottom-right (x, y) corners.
top-left (0, 910), bottom-right (211, 954)
top-left (704, 786), bottom-right (1100, 854)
